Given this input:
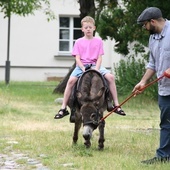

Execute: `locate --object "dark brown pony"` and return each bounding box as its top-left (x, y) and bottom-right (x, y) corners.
top-left (68, 69), bottom-right (112, 149)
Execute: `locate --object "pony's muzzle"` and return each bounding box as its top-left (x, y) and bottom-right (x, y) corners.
top-left (83, 125), bottom-right (93, 140)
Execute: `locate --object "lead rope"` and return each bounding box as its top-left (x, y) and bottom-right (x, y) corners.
top-left (100, 73), bottom-right (166, 122)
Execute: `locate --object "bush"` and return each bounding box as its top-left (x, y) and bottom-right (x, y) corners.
top-left (114, 55), bottom-right (158, 100)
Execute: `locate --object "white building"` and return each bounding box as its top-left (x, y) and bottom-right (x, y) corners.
top-left (0, 0), bottom-right (123, 82)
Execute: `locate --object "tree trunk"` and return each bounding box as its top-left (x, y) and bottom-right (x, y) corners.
top-left (78, 0), bottom-right (95, 18)
top-left (53, 62), bottom-right (76, 93)
top-left (53, 0), bottom-right (95, 93)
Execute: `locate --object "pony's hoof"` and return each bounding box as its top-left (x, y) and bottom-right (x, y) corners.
top-left (98, 146), bottom-right (104, 151)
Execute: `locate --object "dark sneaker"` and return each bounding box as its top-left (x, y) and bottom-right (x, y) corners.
top-left (141, 157), bottom-right (170, 164)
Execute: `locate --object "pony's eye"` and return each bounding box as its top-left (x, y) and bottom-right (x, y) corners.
top-left (91, 113), bottom-right (96, 118)
top-left (94, 101), bottom-right (99, 106)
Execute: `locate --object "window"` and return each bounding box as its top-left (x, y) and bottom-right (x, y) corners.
top-left (59, 17), bottom-right (82, 53)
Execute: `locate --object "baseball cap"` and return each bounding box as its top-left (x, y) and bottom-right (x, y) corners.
top-left (137, 7), bottom-right (162, 24)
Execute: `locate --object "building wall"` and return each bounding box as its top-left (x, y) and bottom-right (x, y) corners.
top-left (0, 0), bottom-right (122, 82)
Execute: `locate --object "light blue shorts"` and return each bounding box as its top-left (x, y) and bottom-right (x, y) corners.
top-left (70, 64), bottom-right (110, 78)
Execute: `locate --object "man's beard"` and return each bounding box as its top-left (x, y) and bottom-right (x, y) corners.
top-left (149, 25), bottom-right (157, 35)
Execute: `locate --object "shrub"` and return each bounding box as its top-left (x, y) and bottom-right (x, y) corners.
top-left (114, 55), bottom-right (158, 100)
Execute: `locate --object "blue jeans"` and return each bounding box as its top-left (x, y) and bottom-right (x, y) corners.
top-left (156, 95), bottom-right (170, 158)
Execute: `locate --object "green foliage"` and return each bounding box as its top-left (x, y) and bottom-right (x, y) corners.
top-left (0, 0), bottom-right (56, 20)
top-left (114, 56), bottom-right (145, 94)
top-left (114, 54), bottom-right (158, 100)
top-left (95, 0), bottom-right (170, 55)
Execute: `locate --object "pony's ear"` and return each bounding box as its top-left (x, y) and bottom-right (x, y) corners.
top-left (97, 87), bottom-right (105, 98)
top-left (76, 90), bottom-right (82, 99)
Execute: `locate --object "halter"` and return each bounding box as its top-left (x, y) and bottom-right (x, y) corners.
top-left (83, 108), bottom-right (101, 129)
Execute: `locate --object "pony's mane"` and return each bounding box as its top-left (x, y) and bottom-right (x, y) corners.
top-left (77, 70), bottom-right (105, 101)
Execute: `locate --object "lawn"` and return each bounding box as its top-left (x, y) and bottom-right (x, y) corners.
top-left (0, 81), bottom-right (169, 170)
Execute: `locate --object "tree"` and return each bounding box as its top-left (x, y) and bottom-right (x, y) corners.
top-left (0, 0), bottom-right (55, 20)
top-left (96, 0), bottom-right (170, 55)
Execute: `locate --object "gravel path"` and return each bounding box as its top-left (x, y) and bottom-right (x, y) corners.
top-left (0, 140), bottom-right (50, 170)
top-left (0, 152), bottom-right (50, 170)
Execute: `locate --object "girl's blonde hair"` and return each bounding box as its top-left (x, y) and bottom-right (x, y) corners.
top-left (81, 16), bottom-right (95, 26)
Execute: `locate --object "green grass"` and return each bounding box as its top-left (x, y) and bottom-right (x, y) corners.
top-left (0, 81), bottom-right (169, 170)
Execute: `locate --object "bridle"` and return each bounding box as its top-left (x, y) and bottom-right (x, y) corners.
top-left (82, 108), bottom-right (101, 129)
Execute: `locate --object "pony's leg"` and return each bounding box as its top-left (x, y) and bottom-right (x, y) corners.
top-left (84, 137), bottom-right (91, 148)
top-left (72, 118), bottom-right (82, 144)
top-left (98, 120), bottom-right (105, 150)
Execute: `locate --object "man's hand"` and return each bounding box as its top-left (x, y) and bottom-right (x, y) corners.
top-left (164, 68), bottom-right (170, 78)
top-left (132, 82), bottom-right (146, 96)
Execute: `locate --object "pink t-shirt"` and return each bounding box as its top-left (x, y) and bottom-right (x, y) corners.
top-left (72, 37), bottom-right (104, 65)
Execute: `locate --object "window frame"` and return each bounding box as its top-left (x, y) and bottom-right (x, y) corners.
top-left (58, 16), bottom-right (81, 55)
